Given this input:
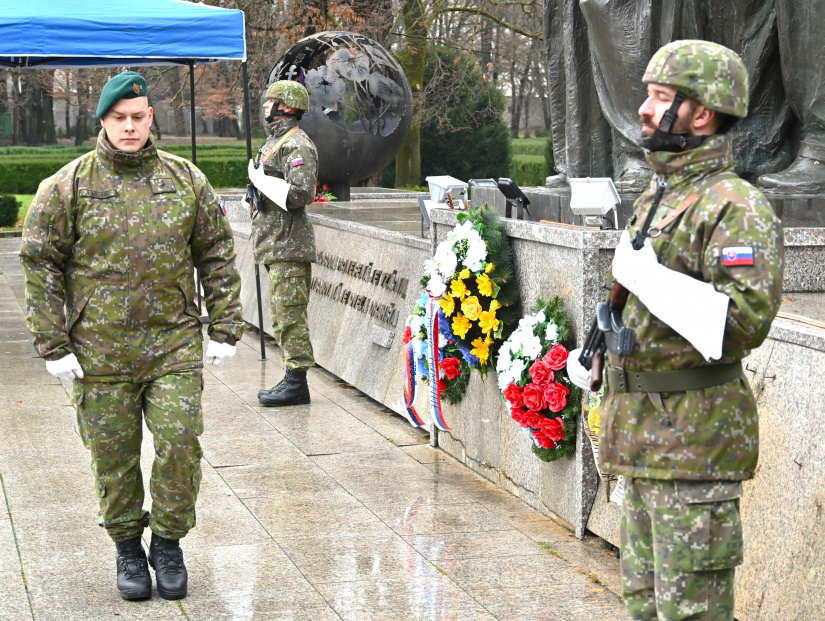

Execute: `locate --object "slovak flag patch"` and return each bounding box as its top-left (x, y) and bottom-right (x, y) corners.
top-left (291, 157), bottom-right (305, 167)
top-left (722, 246), bottom-right (754, 266)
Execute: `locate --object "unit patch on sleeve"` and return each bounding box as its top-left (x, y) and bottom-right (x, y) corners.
top-left (291, 156), bottom-right (305, 167)
top-left (721, 246), bottom-right (754, 267)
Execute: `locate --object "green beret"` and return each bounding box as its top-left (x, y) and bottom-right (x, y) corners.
top-left (95, 72), bottom-right (148, 119)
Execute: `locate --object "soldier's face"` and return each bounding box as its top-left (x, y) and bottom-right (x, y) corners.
top-left (638, 84), bottom-right (698, 136)
top-left (100, 97), bottom-right (153, 153)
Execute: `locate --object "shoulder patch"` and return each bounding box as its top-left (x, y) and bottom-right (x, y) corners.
top-left (291, 156), bottom-right (305, 167)
top-left (721, 246), bottom-right (754, 266)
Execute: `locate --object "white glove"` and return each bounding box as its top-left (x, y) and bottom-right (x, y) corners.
top-left (611, 230), bottom-right (730, 361)
top-left (205, 340), bottom-right (236, 367)
top-left (45, 353), bottom-right (84, 380)
top-left (566, 348), bottom-right (592, 391)
top-left (248, 159), bottom-right (290, 211)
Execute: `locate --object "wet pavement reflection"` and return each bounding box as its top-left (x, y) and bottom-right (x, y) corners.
top-left (0, 238), bottom-right (628, 620)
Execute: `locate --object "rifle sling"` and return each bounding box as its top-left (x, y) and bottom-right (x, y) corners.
top-left (606, 361), bottom-right (743, 393)
top-left (261, 127), bottom-right (300, 165)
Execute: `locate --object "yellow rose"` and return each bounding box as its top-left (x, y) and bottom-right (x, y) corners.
top-left (452, 313), bottom-right (472, 339)
top-left (440, 293), bottom-right (455, 317)
top-left (459, 268), bottom-right (471, 279)
top-left (450, 278), bottom-right (468, 299)
top-left (471, 337), bottom-right (490, 364)
top-left (476, 273), bottom-right (493, 297)
top-left (588, 405), bottom-right (601, 435)
top-left (478, 309), bottom-right (500, 335)
top-left (461, 296), bottom-right (483, 321)
top-left (484, 262), bottom-right (495, 274)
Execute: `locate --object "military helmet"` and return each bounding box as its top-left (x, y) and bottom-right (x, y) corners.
top-left (265, 81), bottom-right (310, 111)
top-left (643, 40), bottom-right (748, 118)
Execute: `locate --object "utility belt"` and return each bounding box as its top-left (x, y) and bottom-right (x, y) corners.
top-left (606, 361), bottom-right (743, 393)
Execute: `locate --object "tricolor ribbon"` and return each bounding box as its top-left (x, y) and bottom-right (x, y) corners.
top-left (402, 339), bottom-right (426, 427)
top-left (425, 298), bottom-right (451, 431)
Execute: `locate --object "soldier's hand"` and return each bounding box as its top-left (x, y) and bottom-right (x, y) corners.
top-left (565, 348), bottom-right (592, 391)
top-left (205, 340), bottom-right (236, 367)
top-left (45, 353), bottom-right (85, 380)
top-left (611, 230), bottom-right (659, 296)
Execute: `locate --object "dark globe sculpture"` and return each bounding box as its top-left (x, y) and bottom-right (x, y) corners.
top-left (267, 31), bottom-right (413, 201)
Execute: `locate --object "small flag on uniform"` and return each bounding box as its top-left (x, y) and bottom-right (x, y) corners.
top-left (721, 246), bottom-right (754, 266)
top-left (220, 201), bottom-right (227, 216)
top-left (291, 157), bottom-right (305, 167)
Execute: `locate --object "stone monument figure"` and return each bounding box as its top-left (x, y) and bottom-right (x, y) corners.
top-left (757, 1), bottom-right (825, 194)
top-left (544, 1), bottom-right (825, 197)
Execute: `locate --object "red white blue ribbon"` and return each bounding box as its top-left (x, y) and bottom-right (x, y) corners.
top-left (402, 339), bottom-right (426, 427)
top-left (426, 298), bottom-right (451, 431)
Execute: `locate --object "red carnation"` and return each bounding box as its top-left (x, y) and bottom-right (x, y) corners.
top-left (440, 357), bottom-right (461, 380)
top-left (323, 185), bottom-right (330, 191)
top-left (543, 382), bottom-right (570, 413)
top-left (510, 406), bottom-right (530, 428)
top-left (502, 383), bottom-right (524, 408)
top-left (526, 410), bottom-right (545, 429)
top-left (318, 196), bottom-right (327, 202)
top-left (402, 326), bottom-right (412, 344)
top-left (540, 416), bottom-right (565, 442)
top-left (543, 344), bottom-right (569, 371)
top-left (522, 383), bottom-right (547, 412)
top-left (437, 378), bottom-right (448, 392)
top-left (528, 360), bottom-right (554, 388)
top-left (532, 429), bottom-right (557, 449)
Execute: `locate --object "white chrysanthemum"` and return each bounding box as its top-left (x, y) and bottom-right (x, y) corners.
top-left (497, 370), bottom-right (513, 392)
top-left (509, 358), bottom-right (526, 382)
top-left (496, 342), bottom-right (512, 373)
top-left (408, 314), bottom-right (423, 334)
top-left (411, 337), bottom-right (424, 359)
top-left (434, 243), bottom-right (457, 278)
top-left (534, 310), bottom-right (546, 325)
top-left (426, 276), bottom-right (446, 298)
top-left (522, 335), bottom-right (543, 360)
top-left (545, 321), bottom-right (558, 343)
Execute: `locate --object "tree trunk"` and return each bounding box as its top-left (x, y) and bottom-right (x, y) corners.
top-left (74, 79), bottom-right (88, 146)
top-left (509, 57), bottom-right (521, 138)
top-left (170, 67), bottom-right (187, 136)
top-left (395, 0), bottom-right (428, 188)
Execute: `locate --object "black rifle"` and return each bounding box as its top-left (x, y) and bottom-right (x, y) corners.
top-left (578, 175), bottom-right (667, 391)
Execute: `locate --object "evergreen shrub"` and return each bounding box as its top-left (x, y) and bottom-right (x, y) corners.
top-left (0, 194), bottom-right (21, 227)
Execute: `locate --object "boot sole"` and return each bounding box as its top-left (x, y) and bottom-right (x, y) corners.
top-left (119, 587), bottom-right (151, 601)
top-left (258, 396), bottom-right (311, 407)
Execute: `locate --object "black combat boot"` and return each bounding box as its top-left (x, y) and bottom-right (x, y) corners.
top-left (115, 537), bottom-right (152, 600)
top-left (148, 533), bottom-right (188, 600)
top-left (257, 373), bottom-right (289, 399)
top-left (258, 369), bottom-right (310, 406)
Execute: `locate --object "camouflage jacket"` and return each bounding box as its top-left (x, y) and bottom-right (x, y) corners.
top-left (20, 129), bottom-right (244, 383)
top-left (251, 118), bottom-right (318, 264)
top-left (600, 134), bottom-right (785, 481)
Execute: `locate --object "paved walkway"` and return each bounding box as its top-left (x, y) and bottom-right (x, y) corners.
top-left (0, 238), bottom-right (628, 620)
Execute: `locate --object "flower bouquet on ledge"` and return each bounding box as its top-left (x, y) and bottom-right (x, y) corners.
top-left (401, 204), bottom-right (521, 430)
top-left (314, 184), bottom-right (336, 202)
top-left (497, 297), bottom-right (581, 462)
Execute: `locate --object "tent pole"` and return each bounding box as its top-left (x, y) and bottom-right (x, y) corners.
top-left (242, 61), bottom-right (267, 362)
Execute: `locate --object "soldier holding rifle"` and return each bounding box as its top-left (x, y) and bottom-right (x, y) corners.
top-left (569, 41), bottom-right (784, 620)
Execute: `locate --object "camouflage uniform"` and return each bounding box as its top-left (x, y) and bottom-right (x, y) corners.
top-left (598, 41), bottom-right (785, 621)
top-left (20, 129), bottom-right (243, 542)
top-left (251, 116), bottom-right (318, 370)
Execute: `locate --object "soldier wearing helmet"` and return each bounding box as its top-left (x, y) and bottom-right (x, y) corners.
top-left (601, 41), bottom-right (784, 620)
top-left (248, 80), bottom-right (319, 407)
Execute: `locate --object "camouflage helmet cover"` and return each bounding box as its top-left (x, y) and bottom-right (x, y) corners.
top-left (265, 81), bottom-right (310, 111)
top-left (643, 40), bottom-right (749, 118)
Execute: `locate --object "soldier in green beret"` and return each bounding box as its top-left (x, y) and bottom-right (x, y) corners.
top-left (247, 80), bottom-right (319, 407)
top-left (20, 71), bottom-right (244, 601)
top-left (585, 41), bottom-right (784, 620)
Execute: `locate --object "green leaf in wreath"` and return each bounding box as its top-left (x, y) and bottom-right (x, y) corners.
top-left (456, 212), bottom-right (469, 224)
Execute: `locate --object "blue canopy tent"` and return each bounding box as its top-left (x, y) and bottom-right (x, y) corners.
top-left (0, 0), bottom-right (267, 358)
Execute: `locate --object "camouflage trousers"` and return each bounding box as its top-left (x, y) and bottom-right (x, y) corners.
top-left (73, 369), bottom-right (204, 543)
top-left (620, 477), bottom-right (744, 621)
top-left (266, 261), bottom-right (314, 370)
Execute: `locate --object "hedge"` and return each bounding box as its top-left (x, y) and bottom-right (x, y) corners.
top-left (510, 137), bottom-right (551, 157)
top-left (0, 194), bottom-right (20, 227)
top-left (509, 154), bottom-right (549, 187)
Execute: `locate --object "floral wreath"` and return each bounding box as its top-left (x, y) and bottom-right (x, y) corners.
top-left (314, 184), bottom-right (337, 202)
top-left (497, 297), bottom-right (581, 462)
top-left (401, 205), bottom-right (520, 430)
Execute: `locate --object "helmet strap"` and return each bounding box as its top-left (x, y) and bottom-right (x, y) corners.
top-left (638, 91), bottom-right (708, 153)
top-left (265, 100), bottom-right (303, 123)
